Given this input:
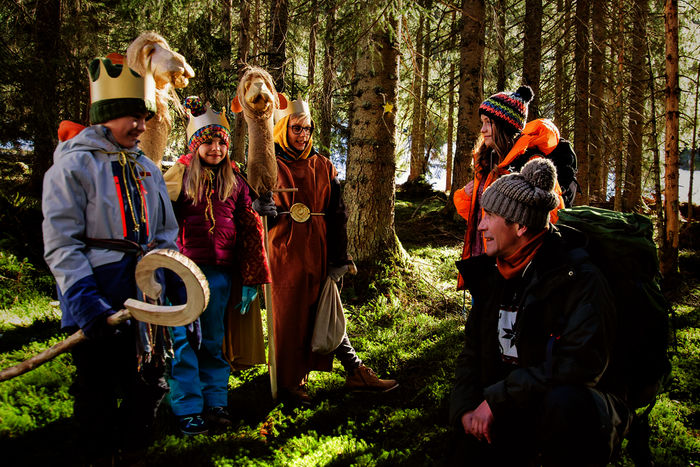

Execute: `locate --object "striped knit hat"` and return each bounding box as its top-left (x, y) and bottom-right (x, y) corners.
top-left (479, 85), bottom-right (534, 135)
top-left (184, 96), bottom-right (230, 154)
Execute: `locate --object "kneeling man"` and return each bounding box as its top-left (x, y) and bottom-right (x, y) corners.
top-left (449, 158), bottom-right (629, 466)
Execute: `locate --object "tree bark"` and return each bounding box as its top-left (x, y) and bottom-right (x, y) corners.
top-left (647, 35), bottom-right (664, 237)
top-left (622, 0), bottom-right (647, 212)
top-left (444, 0), bottom-right (485, 216)
top-left (496, 0), bottom-right (507, 92)
top-left (29, 0), bottom-right (61, 194)
top-left (409, 10), bottom-right (427, 181)
top-left (419, 15), bottom-right (430, 171)
top-left (308, 0), bottom-right (318, 89)
top-left (688, 63), bottom-right (699, 221)
top-left (660, 0), bottom-right (679, 277)
top-left (268, 0), bottom-right (288, 92)
top-left (446, 59), bottom-right (456, 192)
top-left (573, 0), bottom-right (590, 205)
top-left (613, 0), bottom-right (625, 211)
top-left (253, 0), bottom-right (261, 62)
top-left (231, 0), bottom-right (251, 165)
top-left (345, 8), bottom-right (401, 262)
top-left (554, 0), bottom-right (565, 130)
top-left (319, 0), bottom-right (337, 156)
top-left (522, 0), bottom-right (542, 120)
top-left (221, 0), bottom-right (233, 71)
top-left (588, 0), bottom-right (606, 203)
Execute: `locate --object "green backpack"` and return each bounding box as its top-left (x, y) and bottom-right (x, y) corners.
top-left (558, 206), bottom-right (672, 408)
top-left (558, 206), bottom-right (673, 465)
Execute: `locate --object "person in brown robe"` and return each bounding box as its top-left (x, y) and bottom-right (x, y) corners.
top-left (253, 99), bottom-right (398, 402)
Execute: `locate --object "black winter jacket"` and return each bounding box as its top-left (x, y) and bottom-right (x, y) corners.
top-left (449, 226), bottom-right (621, 426)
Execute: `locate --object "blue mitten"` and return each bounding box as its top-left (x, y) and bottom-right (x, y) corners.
top-left (238, 285), bottom-right (258, 315)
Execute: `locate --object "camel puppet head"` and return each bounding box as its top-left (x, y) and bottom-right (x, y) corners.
top-left (231, 67), bottom-right (288, 196)
top-left (126, 31), bottom-right (194, 168)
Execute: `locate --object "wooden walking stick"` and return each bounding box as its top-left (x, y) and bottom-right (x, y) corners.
top-left (260, 187), bottom-right (299, 401)
top-left (0, 249), bottom-right (209, 382)
top-left (231, 66), bottom-right (289, 400)
top-left (261, 216), bottom-right (278, 400)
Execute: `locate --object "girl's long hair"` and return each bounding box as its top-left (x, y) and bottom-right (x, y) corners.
top-left (473, 118), bottom-right (518, 178)
top-left (184, 151), bottom-right (238, 204)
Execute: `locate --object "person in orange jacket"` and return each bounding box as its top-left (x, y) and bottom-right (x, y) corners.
top-left (453, 86), bottom-right (564, 290)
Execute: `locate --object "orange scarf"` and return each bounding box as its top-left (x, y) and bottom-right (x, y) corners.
top-left (496, 229), bottom-right (547, 279)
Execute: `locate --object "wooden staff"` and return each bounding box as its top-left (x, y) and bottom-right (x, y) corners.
top-left (262, 187), bottom-right (298, 400)
top-left (0, 249), bottom-right (209, 382)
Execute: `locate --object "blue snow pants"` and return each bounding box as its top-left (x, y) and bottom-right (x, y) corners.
top-left (169, 265), bottom-right (232, 416)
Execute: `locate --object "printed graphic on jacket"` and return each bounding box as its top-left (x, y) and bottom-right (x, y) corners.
top-left (498, 306), bottom-right (519, 364)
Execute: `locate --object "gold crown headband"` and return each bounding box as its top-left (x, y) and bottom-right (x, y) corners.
top-left (186, 104), bottom-right (230, 141)
top-left (274, 94), bottom-right (310, 122)
top-left (89, 59), bottom-right (156, 104)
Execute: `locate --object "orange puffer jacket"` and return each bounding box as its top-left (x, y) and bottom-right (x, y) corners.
top-left (453, 119), bottom-right (565, 290)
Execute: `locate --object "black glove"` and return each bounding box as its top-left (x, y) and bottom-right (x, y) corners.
top-left (328, 264), bottom-right (350, 282)
top-left (82, 313), bottom-right (117, 340)
top-left (328, 260), bottom-right (356, 282)
top-left (252, 191), bottom-right (278, 218)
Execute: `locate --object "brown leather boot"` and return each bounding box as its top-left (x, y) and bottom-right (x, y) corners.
top-left (284, 384), bottom-right (312, 404)
top-left (345, 365), bottom-right (398, 392)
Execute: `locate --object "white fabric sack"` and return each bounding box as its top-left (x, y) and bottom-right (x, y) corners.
top-left (311, 276), bottom-right (346, 354)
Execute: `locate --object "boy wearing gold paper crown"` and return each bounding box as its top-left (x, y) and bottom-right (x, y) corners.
top-left (163, 96), bottom-right (270, 435)
top-left (42, 57), bottom-right (181, 462)
top-left (252, 98), bottom-right (398, 403)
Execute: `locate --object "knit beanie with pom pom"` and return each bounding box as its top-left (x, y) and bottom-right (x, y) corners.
top-left (480, 158), bottom-right (559, 230)
top-left (184, 96), bottom-right (230, 154)
top-left (479, 85), bottom-right (534, 136)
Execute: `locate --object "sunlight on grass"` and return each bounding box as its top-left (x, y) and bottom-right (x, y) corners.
top-left (275, 432), bottom-right (370, 466)
top-left (0, 334), bottom-right (74, 437)
top-left (0, 296), bottom-right (58, 330)
top-left (648, 395), bottom-right (700, 465)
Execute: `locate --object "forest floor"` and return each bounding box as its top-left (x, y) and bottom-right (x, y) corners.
top-left (0, 186), bottom-right (698, 466)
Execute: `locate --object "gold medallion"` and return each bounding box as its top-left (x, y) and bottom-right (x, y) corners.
top-left (289, 203), bottom-right (311, 223)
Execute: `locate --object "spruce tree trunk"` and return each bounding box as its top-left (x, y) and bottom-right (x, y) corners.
top-left (622, 0), bottom-right (647, 212)
top-left (522, 0), bottom-right (542, 120)
top-left (253, 0), bottom-right (261, 61)
top-left (554, 0), bottom-right (565, 131)
top-left (268, 0), bottom-right (288, 92)
top-left (409, 11), bottom-right (426, 181)
top-left (222, 0), bottom-right (233, 71)
top-left (308, 0), bottom-right (318, 88)
top-left (613, 0), bottom-right (625, 212)
top-left (647, 37), bottom-right (665, 237)
top-left (446, 59), bottom-right (456, 192)
top-left (444, 0), bottom-right (485, 216)
top-left (661, 0), bottom-right (680, 278)
top-left (231, 0), bottom-right (251, 165)
top-left (419, 19), bottom-right (430, 173)
top-left (688, 63), bottom-right (699, 221)
top-left (319, 0), bottom-right (337, 156)
top-left (588, 0), bottom-right (606, 203)
top-left (29, 0), bottom-right (61, 194)
top-left (345, 11), bottom-right (401, 262)
top-left (496, 0), bottom-right (507, 92)
top-left (573, 0), bottom-right (590, 205)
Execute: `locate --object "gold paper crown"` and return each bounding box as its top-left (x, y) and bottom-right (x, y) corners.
top-left (274, 94), bottom-right (310, 122)
top-left (186, 104), bottom-right (230, 142)
top-left (89, 59), bottom-right (156, 105)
